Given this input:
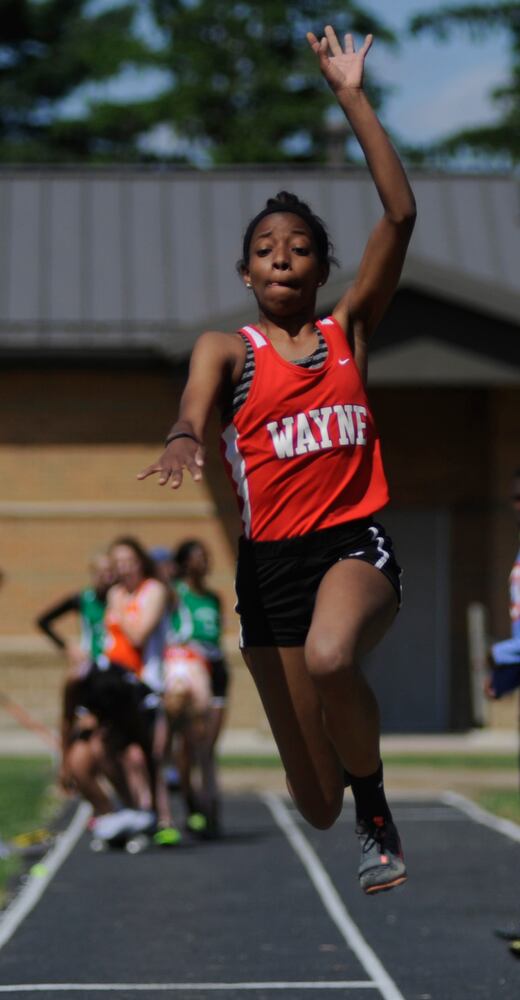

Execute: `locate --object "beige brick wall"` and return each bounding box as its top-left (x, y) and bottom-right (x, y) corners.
top-left (0, 365), bottom-right (269, 738)
top-left (1, 369), bottom-right (519, 733)
top-left (0, 368), bottom-right (241, 636)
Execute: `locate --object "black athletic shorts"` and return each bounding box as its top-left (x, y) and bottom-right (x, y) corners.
top-left (235, 517), bottom-right (402, 648)
top-left (210, 655), bottom-right (229, 701)
top-left (75, 662), bottom-right (159, 750)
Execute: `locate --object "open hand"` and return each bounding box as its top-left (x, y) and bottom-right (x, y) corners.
top-left (137, 439), bottom-right (205, 490)
top-left (307, 26), bottom-right (373, 94)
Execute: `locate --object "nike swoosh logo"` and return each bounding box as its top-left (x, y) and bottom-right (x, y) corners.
top-left (339, 358), bottom-right (350, 365)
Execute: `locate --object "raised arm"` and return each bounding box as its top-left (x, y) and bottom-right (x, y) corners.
top-left (138, 331), bottom-right (245, 490)
top-left (307, 27), bottom-right (416, 378)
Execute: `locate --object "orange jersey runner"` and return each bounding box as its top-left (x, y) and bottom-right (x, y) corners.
top-left (103, 580), bottom-right (155, 677)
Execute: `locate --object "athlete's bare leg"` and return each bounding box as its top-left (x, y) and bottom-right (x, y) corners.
top-left (66, 738), bottom-right (112, 815)
top-left (305, 559), bottom-right (397, 778)
top-left (93, 733), bottom-right (133, 807)
top-left (151, 710), bottom-right (177, 827)
top-left (243, 561), bottom-right (397, 827)
top-left (190, 713), bottom-right (219, 826)
top-left (242, 646), bottom-right (344, 829)
top-left (119, 742), bottom-right (154, 811)
top-left (207, 704), bottom-right (226, 748)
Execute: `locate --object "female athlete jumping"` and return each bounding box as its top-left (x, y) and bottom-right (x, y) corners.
top-left (139, 25), bottom-right (416, 893)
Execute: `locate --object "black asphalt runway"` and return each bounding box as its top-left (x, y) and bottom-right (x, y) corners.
top-left (0, 794), bottom-right (519, 999)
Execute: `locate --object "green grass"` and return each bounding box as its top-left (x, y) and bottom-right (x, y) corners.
top-left (218, 754), bottom-right (282, 768)
top-left (474, 789), bottom-right (520, 824)
top-left (384, 753), bottom-right (518, 770)
top-left (219, 753), bottom-right (518, 770)
top-left (0, 756), bottom-right (57, 906)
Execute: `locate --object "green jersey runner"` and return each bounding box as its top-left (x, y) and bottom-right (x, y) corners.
top-left (170, 580), bottom-right (221, 649)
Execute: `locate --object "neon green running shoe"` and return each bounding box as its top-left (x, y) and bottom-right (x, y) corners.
top-left (153, 826), bottom-right (182, 847)
top-left (186, 812), bottom-right (208, 834)
top-left (510, 940), bottom-right (520, 959)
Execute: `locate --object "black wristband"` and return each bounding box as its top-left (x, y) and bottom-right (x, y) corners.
top-left (164, 431), bottom-right (201, 447)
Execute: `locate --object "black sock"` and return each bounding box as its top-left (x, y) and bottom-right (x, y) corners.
top-left (350, 762), bottom-right (392, 824)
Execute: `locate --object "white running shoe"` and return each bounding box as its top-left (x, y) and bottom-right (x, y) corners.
top-left (92, 809), bottom-right (155, 841)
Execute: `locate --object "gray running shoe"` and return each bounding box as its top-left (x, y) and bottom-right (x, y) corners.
top-left (356, 816), bottom-right (407, 894)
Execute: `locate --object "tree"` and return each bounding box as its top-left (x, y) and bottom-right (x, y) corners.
top-left (146, 0), bottom-right (396, 164)
top-left (409, 2), bottom-right (520, 165)
top-left (0, 1), bottom-right (398, 165)
top-left (0, 0), bottom-right (156, 162)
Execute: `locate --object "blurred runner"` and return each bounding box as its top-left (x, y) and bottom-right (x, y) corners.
top-left (36, 553), bottom-right (120, 814)
top-left (36, 551), bottom-right (113, 671)
top-left (76, 537), bottom-right (181, 842)
top-left (149, 545), bottom-right (182, 791)
top-left (162, 640), bottom-right (213, 835)
top-left (169, 539), bottom-right (230, 836)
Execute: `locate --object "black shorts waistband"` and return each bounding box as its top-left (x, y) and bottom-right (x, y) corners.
top-left (239, 517), bottom-right (375, 560)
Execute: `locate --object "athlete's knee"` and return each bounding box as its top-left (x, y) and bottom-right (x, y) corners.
top-left (287, 775), bottom-right (343, 829)
top-left (305, 634), bottom-right (357, 684)
top-left (305, 802), bottom-right (342, 830)
top-left (295, 791), bottom-right (343, 829)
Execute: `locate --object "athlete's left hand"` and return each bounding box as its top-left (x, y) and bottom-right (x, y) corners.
top-left (307, 26), bottom-right (373, 94)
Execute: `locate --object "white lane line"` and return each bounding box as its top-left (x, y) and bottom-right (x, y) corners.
top-left (0, 801), bottom-right (91, 952)
top-left (262, 793), bottom-right (405, 1000)
top-left (0, 983), bottom-right (378, 993)
top-left (441, 791), bottom-right (520, 843)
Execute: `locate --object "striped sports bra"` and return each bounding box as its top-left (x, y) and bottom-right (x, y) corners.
top-left (229, 328), bottom-right (328, 419)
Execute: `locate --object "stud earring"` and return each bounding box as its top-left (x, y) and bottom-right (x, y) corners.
top-left (246, 282), bottom-right (252, 289)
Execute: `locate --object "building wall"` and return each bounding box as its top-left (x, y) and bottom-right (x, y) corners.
top-left (1, 366), bottom-right (519, 732)
top-left (372, 386), bottom-right (519, 729)
top-left (0, 365), bottom-right (239, 634)
top-left (0, 364), bottom-right (258, 737)
top-left (371, 387), bottom-right (492, 727)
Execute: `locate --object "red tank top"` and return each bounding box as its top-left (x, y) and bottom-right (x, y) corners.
top-left (220, 316), bottom-right (389, 541)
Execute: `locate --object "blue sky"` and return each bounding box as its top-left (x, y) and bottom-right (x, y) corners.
top-left (78, 1), bottom-right (510, 154)
top-left (365, 0), bottom-right (509, 145)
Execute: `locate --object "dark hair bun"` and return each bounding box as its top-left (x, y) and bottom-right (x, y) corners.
top-left (266, 191), bottom-right (312, 215)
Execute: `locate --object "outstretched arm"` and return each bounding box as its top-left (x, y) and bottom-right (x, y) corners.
top-left (307, 27), bottom-right (416, 380)
top-left (138, 332), bottom-right (244, 490)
